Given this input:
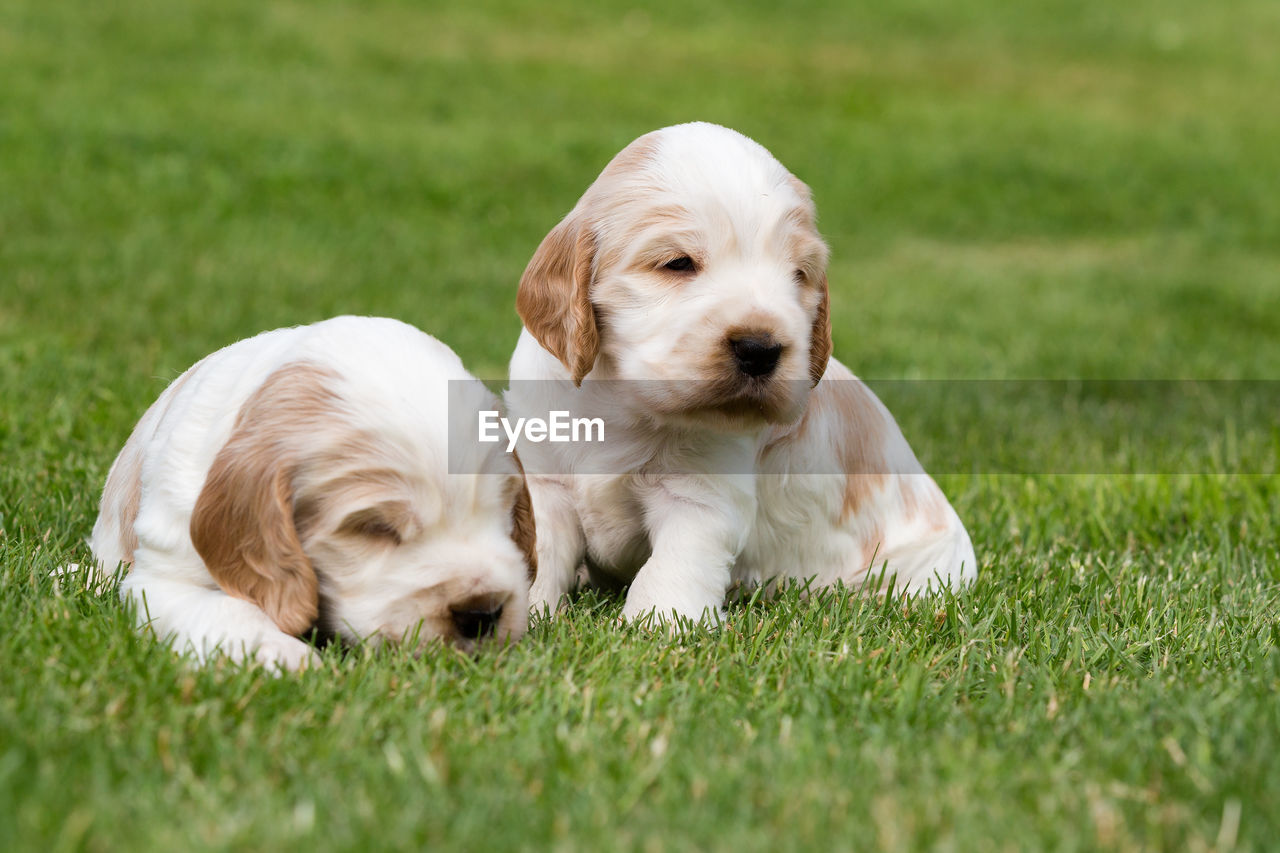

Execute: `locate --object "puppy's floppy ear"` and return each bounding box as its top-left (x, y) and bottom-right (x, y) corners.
top-left (508, 452), bottom-right (537, 582)
top-left (809, 271), bottom-right (832, 387)
top-left (191, 450), bottom-right (317, 636)
top-left (786, 172), bottom-right (833, 388)
top-left (516, 210), bottom-right (600, 386)
top-left (190, 363), bottom-right (339, 637)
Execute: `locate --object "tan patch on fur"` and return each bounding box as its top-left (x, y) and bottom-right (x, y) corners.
top-left (516, 136), bottom-right (661, 385)
top-left (190, 362), bottom-right (343, 636)
top-left (786, 173), bottom-right (814, 205)
top-left (292, 439), bottom-right (415, 543)
top-left (786, 226), bottom-right (829, 282)
top-left (657, 315), bottom-right (806, 425)
top-left (899, 476), bottom-right (921, 520)
top-left (517, 219), bottom-right (599, 383)
top-left (836, 385), bottom-right (889, 519)
top-left (839, 402), bottom-right (890, 514)
top-left (603, 204), bottom-right (699, 274)
top-left (724, 312), bottom-right (783, 344)
top-left (607, 133), bottom-right (661, 174)
top-left (643, 366), bottom-right (803, 428)
top-left (808, 272), bottom-right (832, 387)
top-left (787, 376), bottom-right (889, 520)
top-left (100, 436), bottom-right (145, 565)
top-left (903, 480), bottom-right (952, 534)
top-left (511, 477), bottom-right (538, 583)
top-left (639, 307), bottom-right (809, 428)
top-left (99, 365), bottom-right (202, 566)
top-left (859, 523), bottom-right (887, 576)
top-left (332, 500), bottom-right (419, 544)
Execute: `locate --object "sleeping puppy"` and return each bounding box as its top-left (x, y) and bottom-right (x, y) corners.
top-left (91, 316), bottom-right (534, 669)
top-left (506, 122), bottom-right (976, 624)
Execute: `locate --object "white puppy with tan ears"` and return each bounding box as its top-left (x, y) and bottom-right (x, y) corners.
top-left (506, 122), bottom-right (976, 625)
top-left (90, 316), bottom-right (535, 670)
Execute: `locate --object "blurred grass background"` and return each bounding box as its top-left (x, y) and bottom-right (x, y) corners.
top-left (2, 0), bottom-right (1278, 850)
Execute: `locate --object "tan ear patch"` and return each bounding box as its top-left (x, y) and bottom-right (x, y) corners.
top-left (190, 362), bottom-right (342, 637)
top-left (809, 272), bottom-right (832, 387)
top-left (516, 134), bottom-right (661, 385)
top-left (508, 453), bottom-right (537, 582)
top-left (782, 175), bottom-right (832, 389)
top-left (516, 214), bottom-right (600, 384)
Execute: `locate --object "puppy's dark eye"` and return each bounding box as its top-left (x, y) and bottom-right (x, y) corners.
top-left (664, 256), bottom-right (695, 272)
top-left (794, 268), bottom-right (808, 284)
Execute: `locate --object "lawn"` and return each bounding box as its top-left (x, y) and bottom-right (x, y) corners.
top-left (2, 0), bottom-right (1279, 849)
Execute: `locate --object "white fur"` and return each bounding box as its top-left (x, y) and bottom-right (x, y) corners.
top-left (91, 316), bottom-right (531, 669)
top-left (508, 123), bottom-right (976, 624)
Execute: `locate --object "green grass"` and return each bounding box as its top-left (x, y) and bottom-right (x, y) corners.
top-left (2, 0), bottom-right (1279, 849)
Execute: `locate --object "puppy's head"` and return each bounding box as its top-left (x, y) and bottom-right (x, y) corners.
top-left (190, 362), bottom-right (533, 653)
top-left (517, 122), bottom-right (831, 427)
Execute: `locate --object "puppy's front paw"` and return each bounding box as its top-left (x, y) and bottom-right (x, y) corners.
top-left (620, 596), bottom-right (724, 631)
top-left (51, 562), bottom-right (117, 595)
top-left (253, 635), bottom-right (321, 673)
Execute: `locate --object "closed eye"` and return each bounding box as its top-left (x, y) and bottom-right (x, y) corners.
top-left (337, 508), bottom-right (404, 545)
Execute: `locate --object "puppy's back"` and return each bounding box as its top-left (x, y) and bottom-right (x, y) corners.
top-left (90, 325), bottom-right (310, 571)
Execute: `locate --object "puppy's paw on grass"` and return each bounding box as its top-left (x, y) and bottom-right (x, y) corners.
top-left (252, 635), bottom-right (322, 673)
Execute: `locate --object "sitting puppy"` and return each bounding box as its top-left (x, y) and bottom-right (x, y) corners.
top-left (507, 122), bottom-right (976, 624)
top-left (90, 316), bottom-right (534, 669)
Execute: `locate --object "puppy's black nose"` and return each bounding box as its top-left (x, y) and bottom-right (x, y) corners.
top-left (450, 603), bottom-right (504, 639)
top-left (730, 335), bottom-right (783, 378)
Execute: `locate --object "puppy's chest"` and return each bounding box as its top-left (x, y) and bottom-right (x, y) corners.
top-left (576, 477), bottom-right (651, 577)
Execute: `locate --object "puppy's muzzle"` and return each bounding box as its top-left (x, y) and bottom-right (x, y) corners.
top-left (729, 334), bottom-right (783, 378)
top-left (449, 595), bottom-right (507, 639)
